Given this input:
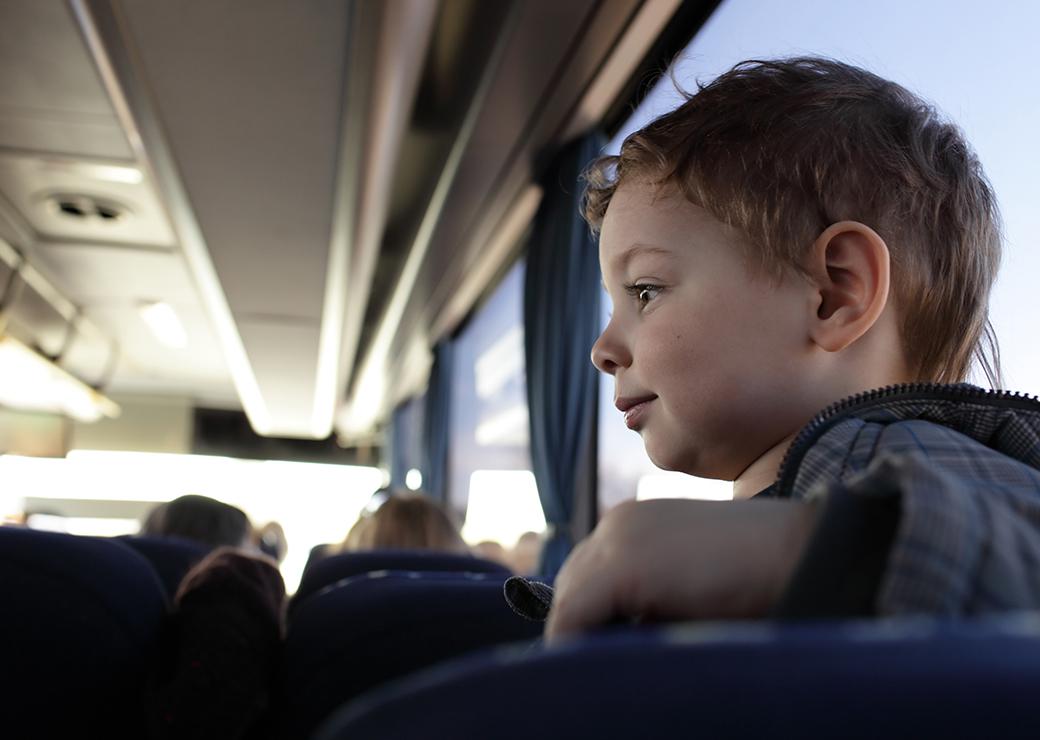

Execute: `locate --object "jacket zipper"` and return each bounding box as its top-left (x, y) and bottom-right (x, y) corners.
top-left (774, 383), bottom-right (1040, 498)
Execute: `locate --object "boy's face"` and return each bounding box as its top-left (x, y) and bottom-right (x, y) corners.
top-left (594, 181), bottom-right (824, 481)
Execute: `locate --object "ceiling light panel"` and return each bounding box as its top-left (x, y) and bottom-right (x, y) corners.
top-left (0, 336), bottom-right (119, 422)
top-left (138, 300), bottom-right (187, 349)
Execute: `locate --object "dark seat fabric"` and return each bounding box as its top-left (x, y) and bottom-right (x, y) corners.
top-left (292, 549), bottom-right (510, 607)
top-left (283, 570), bottom-right (543, 739)
top-left (0, 526), bottom-right (168, 739)
top-left (117, 534), bottom-right (211, 598)
top-left (302, 542), bottom-right (333, 576)
top-left (315, 615), bottom-right (1040, 740)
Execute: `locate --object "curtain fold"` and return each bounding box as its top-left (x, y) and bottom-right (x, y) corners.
top-left (389, 395), bottom-right (426, 491)
top-left (524, 133), bottom-right (604, 575)
top-left (388, 400), bottom-right (409, 490)
top-left (421, 340), bottom-right (454, 503)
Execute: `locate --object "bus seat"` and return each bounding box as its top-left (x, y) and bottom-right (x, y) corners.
top-left (0, 526), bottom-right (167, 739)
top-left (117, 534), bottom-right (211, 598)
top-left (283, 570), bottom-right (542, 739)
top-left (302, 542), bottom-right (334, 574)
top-left (292, 549), bottom-right (510, 607)
top-left (313, 615), bottom-right (1040, 740)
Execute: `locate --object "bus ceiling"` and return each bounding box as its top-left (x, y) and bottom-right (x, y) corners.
top-left (0, 0), bottom-right (710, 446)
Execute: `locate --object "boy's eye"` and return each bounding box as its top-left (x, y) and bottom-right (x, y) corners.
top-left (624, 283), bottom-right (662, 309)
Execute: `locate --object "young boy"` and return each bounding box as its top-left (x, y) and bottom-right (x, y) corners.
top-left (541, 57), bottom-right (1040, 640)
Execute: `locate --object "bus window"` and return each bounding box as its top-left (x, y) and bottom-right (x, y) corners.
top-left (0, 450), bottom-right (382, 593)
top-left (448, 260), bottom-right (544, 552)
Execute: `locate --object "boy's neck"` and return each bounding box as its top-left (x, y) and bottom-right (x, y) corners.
top-left (732, 433), bottom-right (797, 500)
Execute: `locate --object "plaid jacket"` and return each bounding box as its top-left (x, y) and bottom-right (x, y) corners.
top-left (775, 383), bottom-right (1040, 616)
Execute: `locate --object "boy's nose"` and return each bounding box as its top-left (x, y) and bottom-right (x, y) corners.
top-left (591, 327), bottom-right (629, 375)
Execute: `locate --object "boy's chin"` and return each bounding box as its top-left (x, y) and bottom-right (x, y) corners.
top-left (643, 441), bottom-right (692, 475)
top-left (644, 438), bottom-right (720, 479)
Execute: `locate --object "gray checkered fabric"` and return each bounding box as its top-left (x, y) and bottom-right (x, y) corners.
top-left (786, 385), bottom-right (1040, 615)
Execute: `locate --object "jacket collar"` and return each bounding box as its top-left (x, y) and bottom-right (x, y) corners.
top-left (775, 383), bottom-right (1040, 497)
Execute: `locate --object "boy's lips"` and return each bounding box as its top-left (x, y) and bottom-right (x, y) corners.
top-left (616, 394), bottom-right (657, 429)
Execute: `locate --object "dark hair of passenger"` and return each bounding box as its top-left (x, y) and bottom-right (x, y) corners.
top-left (584, 56), bottom-right (1002, 386)
top-left (255, 521), bottom-right (288, 564)
top-left (141, 494), bottom-right (252, 549)
top-left (340, 491), bottom-right (468, 554)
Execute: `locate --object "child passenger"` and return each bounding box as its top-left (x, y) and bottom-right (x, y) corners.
top-left (543, 57), bottom-right (1040, 640)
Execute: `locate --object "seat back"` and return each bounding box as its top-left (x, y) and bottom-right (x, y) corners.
top-left (293, 549), bottom-right (510, 606)
top-left (284, 570), bottom-right (542, 739)
top-left (117, 534), bottom-right (211, 598)
top-left (314, 616), bottom-right (1040, 740)
top-left (301, 542), bottom-right (333, 575)
top-left (0, 527), bottom-right (168, 739)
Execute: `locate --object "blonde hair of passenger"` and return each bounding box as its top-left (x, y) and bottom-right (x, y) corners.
top-left (341, 491), bottom-right (468, 554)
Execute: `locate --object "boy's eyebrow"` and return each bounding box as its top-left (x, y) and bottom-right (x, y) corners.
top-left (613, 243), bottom-right (674, 271)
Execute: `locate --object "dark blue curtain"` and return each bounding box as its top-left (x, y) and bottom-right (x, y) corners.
top-left (421, 340), bottom-right (454, 503)
top-left (389, 395), bottom-right (426, 491)
top-left (388, 401), bottom-right (410, 490)
top-left (524, 133), bottom-right (604, 575)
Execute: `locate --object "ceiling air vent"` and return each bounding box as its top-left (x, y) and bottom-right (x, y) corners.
top-left (44, 193), bottom-right (129, 224)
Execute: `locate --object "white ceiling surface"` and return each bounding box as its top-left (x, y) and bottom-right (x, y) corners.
top-left (37, 242), bottom-right (232, 397)
top-left (0, 0), bottom-right (132, 160)
top-left (114, 1), bottom-right (345, 322)
top-left (109, 0), bottom-right (355, 436)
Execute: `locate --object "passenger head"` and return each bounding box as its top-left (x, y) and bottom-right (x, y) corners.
top-left (341, 515), bottom-right (369, 550)
top-left (511, 531), bottom-right (544, 576)
top-left (141, 494), bottom-right (252, 549)
top-left (341, 491), bottom-right (468, 554)
top-left (587, 57), bottom-right (1002, 482)
top-left (255, 521), bottom-right (288, 564)
top-left (472, 540), bottom-right (510, 567)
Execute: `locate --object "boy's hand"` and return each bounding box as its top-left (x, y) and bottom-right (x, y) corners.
top-left (545, 498), bottom-right (819, 643)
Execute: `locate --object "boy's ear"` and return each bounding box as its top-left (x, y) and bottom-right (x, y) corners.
top-left (806, 221), bottom-right (891, 353)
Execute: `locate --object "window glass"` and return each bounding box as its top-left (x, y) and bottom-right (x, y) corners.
top-left (599, 0), bottom-right (1040, 511)
top-left (0, 451), bottom-right (383, 593)
top-left (448, 260), bottom-right (544, 548)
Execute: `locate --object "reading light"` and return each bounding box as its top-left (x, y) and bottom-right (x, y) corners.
top-left (405, 468), bottom-right (423, 491)
top-left (0, 336), bottom-right (120, 422)
top-left (139, 301), bottom-right (187, 348)
top-left (86, 163), bottom-right (143, 184)
top-left (39, 160), bottom-right (144, 185)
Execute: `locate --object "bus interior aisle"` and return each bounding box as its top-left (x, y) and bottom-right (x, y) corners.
top-left (2, 0), bottom-right (1040, 738)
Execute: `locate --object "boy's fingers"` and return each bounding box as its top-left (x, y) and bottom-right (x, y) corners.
top-left (545, 540), bottom-right (619, 643)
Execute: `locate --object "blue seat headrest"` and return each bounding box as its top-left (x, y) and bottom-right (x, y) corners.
top-left (117, 534), bottom-right (212, 598)
top-left (314, 616), bottom-right (1040, 740)
top-left (284, 570), bottom-right (541, 739)
top-left (293, 548), bottom-right (510, 607)
top-left (0, 527), bottom-right (167, 738)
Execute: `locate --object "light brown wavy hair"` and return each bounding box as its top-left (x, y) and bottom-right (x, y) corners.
top-left (341, 491), bottom-right (468, 554)
top-left (584, 57), bottom-right (1002, 386)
